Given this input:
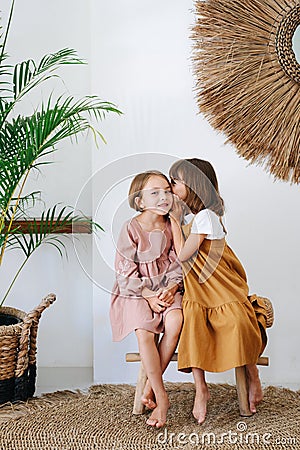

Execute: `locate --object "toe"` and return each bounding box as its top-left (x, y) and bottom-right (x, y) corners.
top-left (146, 417), bottom-right (162, 427)
top-left (141, 397), bottom-right (148, 406)
top-left (249, 403), bottom-right (257, 413)
top-left (155, 419), bottom-right (165, 429)
top-left (198, 414), bottom-right (206, 425)
top-left (193, 411), bottom-right (206, 425)
top-left (142, 397), bottom-right (157, 410)
top-left (146, 418), bottom-right (157, 427)
top-left (147, 399), bottom-right (157, 409)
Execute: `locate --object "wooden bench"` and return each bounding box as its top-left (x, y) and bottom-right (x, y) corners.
top-left (126, 351), bottom-right (269, 417)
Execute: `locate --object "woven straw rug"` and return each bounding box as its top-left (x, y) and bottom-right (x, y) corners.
top-left (0, 383), bottom-right (299, 449)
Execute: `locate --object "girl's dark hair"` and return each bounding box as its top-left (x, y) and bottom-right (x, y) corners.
top-left (128, 170), bottom-right (171, 212)
top-left (169, 158), bottom-right (225, 216)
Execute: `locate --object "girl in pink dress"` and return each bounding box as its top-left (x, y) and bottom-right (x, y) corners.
top-left (110, 170), bottom-right (183, 428)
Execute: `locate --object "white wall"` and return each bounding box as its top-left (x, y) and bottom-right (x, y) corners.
top-left (0, 0), bottom-right (95, 368)
top-left (1, 1), bottom-right (300, 388)
top-left (92, 0), bottom-right (300, 388)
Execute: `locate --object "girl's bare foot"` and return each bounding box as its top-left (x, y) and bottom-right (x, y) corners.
top-left (146, 394), bottom-right (169, 428)
top-left (246, 365), bottom-right (263, 413)
top-left (193, 385), bottom-right (210, 424)
top-left (142, 381), bottom-right (157, 410)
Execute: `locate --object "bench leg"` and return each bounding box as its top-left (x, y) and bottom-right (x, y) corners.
top-left (235, 366), bottom-right (253, 417)
top-left (132, 362), bottom-right (147, 414)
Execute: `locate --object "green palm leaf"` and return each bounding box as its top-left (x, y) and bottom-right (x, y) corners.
top-left (12, 48), bottom-right (84, 101)
top-left (0, 0), bottom-right (122, 304)
top-left (0, 95), bottom-right (121, 219)
top-left (5, 191), bottom-right (42, 220)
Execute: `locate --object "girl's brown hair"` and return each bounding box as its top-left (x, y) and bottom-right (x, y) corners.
top-left (169, 158), bottom-right (225, 216)
top-left (128, 170), bottom-right (171, 212)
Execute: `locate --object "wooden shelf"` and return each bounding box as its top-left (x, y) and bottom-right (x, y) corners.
top-left (5, 220), bottom-right (92, 234)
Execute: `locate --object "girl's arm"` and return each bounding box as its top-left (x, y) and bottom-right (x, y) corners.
top-left (170, 198), bottom-right (206, 262)
top-left (115, 222), bottom-right (169, 312)
top-left (178, 233), bottom-right (206, 262)
top-left (115, 221), bottom-right (145, 297)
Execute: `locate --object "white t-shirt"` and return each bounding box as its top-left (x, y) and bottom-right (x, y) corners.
top-left (189, 209), bottom-right (226, 240)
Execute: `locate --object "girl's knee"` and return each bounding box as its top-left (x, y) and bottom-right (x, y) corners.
top-left (135, 329), bottom-right (156, 345)
top-left (165, 309), bottom-right (183, 335)
top-left (171, 308), bottom-right (183, 324)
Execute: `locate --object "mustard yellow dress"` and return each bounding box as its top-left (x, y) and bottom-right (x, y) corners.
top-left (178, 220), bottom-right (267, 373)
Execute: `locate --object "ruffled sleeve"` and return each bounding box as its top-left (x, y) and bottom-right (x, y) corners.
top-left (114, 221), bottom-right (145, 298)
top-left (164, 245), bottom-right (183, 288)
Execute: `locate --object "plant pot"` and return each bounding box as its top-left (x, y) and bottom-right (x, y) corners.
top-left (0, 293), bottom-right (56, 404)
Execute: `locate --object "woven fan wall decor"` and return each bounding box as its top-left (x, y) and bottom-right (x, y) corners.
top-left (192, 0), bottom-right (300, 183)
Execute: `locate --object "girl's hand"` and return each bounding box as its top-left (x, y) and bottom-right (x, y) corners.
top-left (147, 295), bottom-right (169, 313)
top-left (169, 195), bottom-right (185, 223)
top-left (142, 288), bottom-right (169, 313)
top-left (157, 283), bottom-right (178, 305)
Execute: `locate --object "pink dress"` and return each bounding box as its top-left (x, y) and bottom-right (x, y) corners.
top-left (110, 217), bottom-right (183, 341)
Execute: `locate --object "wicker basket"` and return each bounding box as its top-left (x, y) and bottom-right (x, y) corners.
top-left (259, 296), bottom-right (274, 329)
top-left (249, 294), bottom-right (274, 329)
top-left (0, 293), bottom-right (56, 404)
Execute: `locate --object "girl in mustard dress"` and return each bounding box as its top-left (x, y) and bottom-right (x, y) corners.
top-left (169, 158), bottom-right (268, 424)
top-left (110, 170), bottom-right (183, 428)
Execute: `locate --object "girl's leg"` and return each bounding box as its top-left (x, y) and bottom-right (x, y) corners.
top-left (245, 364), bottom-right (263, 413)
top-left (142, 309), bottom-right (183, 409)
top-left (192, 368), bottom-right (210, 424)
top-left (135, 329), bottom-right (169, 428)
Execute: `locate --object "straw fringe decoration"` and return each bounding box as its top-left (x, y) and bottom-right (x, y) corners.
top-left (192, 0), bottom-right (300, 183)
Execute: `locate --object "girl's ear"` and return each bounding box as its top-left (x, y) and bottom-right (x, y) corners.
top-left (135, 196), bottom-right (144, 211)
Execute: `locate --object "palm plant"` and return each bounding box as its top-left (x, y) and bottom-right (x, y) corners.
top-left (0, 1), bottom-right (122, 306)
